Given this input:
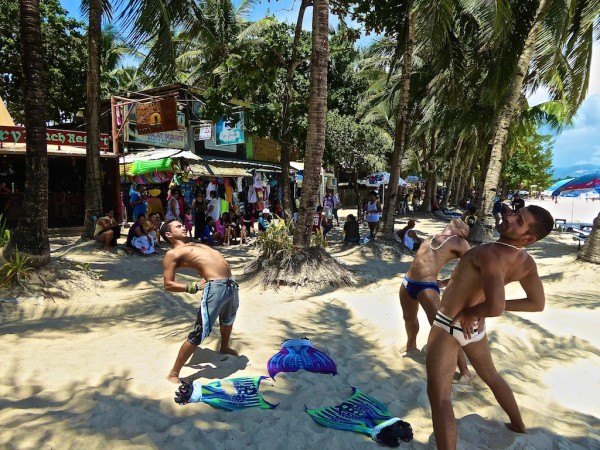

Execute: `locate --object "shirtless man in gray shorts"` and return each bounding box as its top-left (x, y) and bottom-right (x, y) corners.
top-left (400, 218), bottom-right (472, 382)
top-left (161, 219), bottom-right (240, 384)
top-left (426, 205), bottom-right (554, 450)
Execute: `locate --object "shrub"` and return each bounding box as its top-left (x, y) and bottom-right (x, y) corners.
top-left (0, 248), bottom-right (33, 288)
top-left (254, 216), bottom-right (294, 259)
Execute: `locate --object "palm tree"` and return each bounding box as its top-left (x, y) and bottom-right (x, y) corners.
top-left (469, 0), bottom-right (598, 241)
top-left (381, 10), bottom-right (415, 235)
top-left (3, 0), bottom-right (50, 266)
top-left (293, 0), bottom-right (329, 247)
top-left (81, 0), bottom-right (104, 239)
top-left (579, 214), bottom-right (600, 264)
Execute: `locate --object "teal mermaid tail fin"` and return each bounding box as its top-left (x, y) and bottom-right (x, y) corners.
top-left (175, 376), bottom-right (278, 411)
top-left (305, 387), bottom-right (413, 447)
top-left (305, 387), bottom-right (392, 435)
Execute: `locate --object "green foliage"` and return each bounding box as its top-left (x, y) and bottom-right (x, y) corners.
top-left (0, 214), bottom-right (10, 248)
top-left (0, 0), bottom-right (88, 124)
top-left (311, 229), bottom-right (328, 249)
top-left (502, 133), bottom-right (554, 192)
top-left (254, 217), bottom-right (294, 259)
top-left (325, 110), bottom-right (392, 175)
top-left (0, 248), bottom-right (33, 288)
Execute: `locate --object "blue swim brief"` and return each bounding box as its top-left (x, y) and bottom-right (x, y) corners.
top-left (402, 275), bottom-right (440, 299)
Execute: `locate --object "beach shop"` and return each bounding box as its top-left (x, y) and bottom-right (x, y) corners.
top-left (0, 124), bottom-right (120, 227)
top-left (109, 84), bottom-right (292, 218)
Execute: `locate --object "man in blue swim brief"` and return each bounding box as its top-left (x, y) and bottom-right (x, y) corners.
top-left (161, 219), bottom-right (241, 384)
top-left (399, 219), bottom-right (472, 382)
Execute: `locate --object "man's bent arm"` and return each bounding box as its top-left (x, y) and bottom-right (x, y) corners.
top-left (464, 251), bottom-right (506, 317)
top-left (163, 252), bottom-right (187, 292)
top-left (505, 264), bottom-right (545, 312)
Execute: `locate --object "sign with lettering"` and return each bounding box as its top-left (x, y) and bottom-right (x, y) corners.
top-left (193, 124), bottom-right (212, 141)
top-left (0, 126), bottom-right (110, 149)
top-left (215, 112), bottom-right (245, 146)
top-left (136, 98), bottom-right (178, 135)
top-left (124, 105), bottom-right (186, 149)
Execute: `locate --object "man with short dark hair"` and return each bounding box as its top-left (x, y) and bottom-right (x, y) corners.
top-left (160, 219), bottom-right (240, 384)
top-left (426, 205), bottom-right (554, 450)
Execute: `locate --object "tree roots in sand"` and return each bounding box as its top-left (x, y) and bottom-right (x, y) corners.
top-left (244, 246), bottom-right (354, 288)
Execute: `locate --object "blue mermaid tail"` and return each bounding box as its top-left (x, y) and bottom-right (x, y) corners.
top-left (267, 338), bottom-right (337, 379)
top-left (305, 387), bottom-right (413, 447)
top-left (174, 376), bottom-right (278, 411)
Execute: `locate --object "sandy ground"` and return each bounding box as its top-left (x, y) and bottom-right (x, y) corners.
top-left (1, 206), bottom-right (599, 450)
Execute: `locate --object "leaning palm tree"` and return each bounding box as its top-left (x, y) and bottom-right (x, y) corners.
top-left (469, 0), bottom-right (599, 241)
top-left (3, 0), bottom-right (50, 267)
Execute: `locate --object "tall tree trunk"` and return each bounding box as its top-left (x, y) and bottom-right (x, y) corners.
top-left (441, 136), bottom-right (462, 208)
top-left (578, 216), bottom-right (600, 264)
top-left (292, 0), bottom-right (328, 247)
top-left (454, 152), bottom-right (471, 206)
top-left (81, 0), bottom-right (103, 239)
top-left (382, 9), bottom-right (415, 235)
top-left (279, 0), bottom-right (309, 220)
top-left (470, 0), bottom-right (549, 242)
top-left (3, 0), bottom-right (50, 267)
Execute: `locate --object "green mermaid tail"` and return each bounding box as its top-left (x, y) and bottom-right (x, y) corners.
top-left (305, 387), bottom-right (413, 447)
top-left (175, 376), bottom-right (278, 411)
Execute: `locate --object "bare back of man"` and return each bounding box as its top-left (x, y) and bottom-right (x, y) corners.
top-left (161, 220), bottom-right (240, 384)
top-left (400, 219), bottom-right (471, 380)
top-left (426, 205), bottom-right (554, 450)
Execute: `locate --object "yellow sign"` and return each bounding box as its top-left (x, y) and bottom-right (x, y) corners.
top-left (252, 135), bottom-right (281, 163)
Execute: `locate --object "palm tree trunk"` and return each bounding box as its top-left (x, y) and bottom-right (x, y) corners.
top-left (441, 136), bottom-right (462, 208)
top-left (3, 0), bottom-right (50, 267)
top-left (382, 9), bottom-right (415, 235)
top-left (81, 0), bottom-right (104, 239)
top-left (470, 0), bottom-right (549, 242)
top-left (292, 0), bottom-right (328, 247)
top-left (579, 216), bottom-right (600, 264)
top-left (280, 0), bottom-right (309, 220)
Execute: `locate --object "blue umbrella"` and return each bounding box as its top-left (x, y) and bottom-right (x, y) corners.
top-left (553, 173), bottom-right (600, 198)
top-left (541, 178), bottom-right (573, 196)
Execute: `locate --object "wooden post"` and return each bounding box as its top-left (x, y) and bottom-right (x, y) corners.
top-left (111, 96), bottom-right (122, 222)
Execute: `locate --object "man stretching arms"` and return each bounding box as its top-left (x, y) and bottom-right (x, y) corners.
top-left (426, 205), bottom-right (554, 449)
top-left (160, 220), bottom-right (240, 384)
top-left (400, 218), bottom-right (472, 382)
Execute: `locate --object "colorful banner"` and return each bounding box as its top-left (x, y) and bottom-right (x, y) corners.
top-left (0, 125), bottom-right (109, 149)
top-left (215, 112), bottom-right (245, 146)
top-left (124, 105), bottom-right (186, 149)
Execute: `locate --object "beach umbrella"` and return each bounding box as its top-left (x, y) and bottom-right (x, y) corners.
top-left (541, 178), bottom-right (573, 197)
top-left (553, 173), bottom-right (600, 198)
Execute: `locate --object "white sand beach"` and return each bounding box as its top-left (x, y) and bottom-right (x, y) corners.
top-left (1, 209), bottom-right (599, 449)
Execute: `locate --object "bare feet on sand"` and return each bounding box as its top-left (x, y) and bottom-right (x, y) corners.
top-left (400, 344), bottom-right (418, 355)
top-left (453, 373), bottom-right (473, 385)
top-left (167, 370), bottom-right (180, 384)
top-left (505, 422), bottom-right (527, 434)
top-left (219, 346), bottom-right (239, 356)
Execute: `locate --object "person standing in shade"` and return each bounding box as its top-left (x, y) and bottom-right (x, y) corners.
top-left (130, 183), bottom-right (147, 222)
top-left (192, 192), bottom-right (207, 240)
top-left (365, 191), bottom-right (382, 239)
top-left (511, 193), bottom-right (525, 212)
top-left (165, 188), bottom-right (181, 222)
